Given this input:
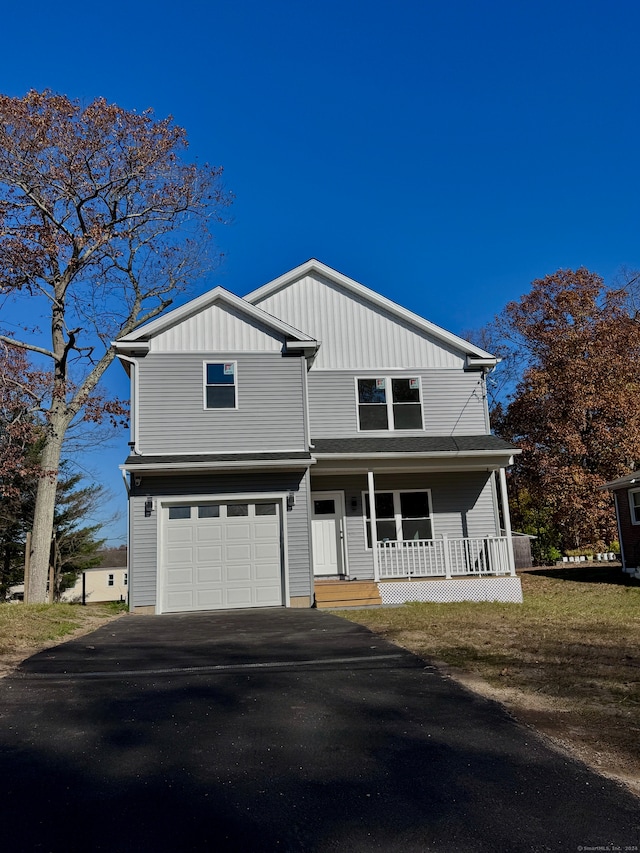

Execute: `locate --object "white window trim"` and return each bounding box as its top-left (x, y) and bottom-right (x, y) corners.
top-left (202, 360), bottom-right (238, 411)
top-left (628, 488), bottom-right (640, 525)
top-left (107, 573), bottom-right (114, 587)
top-left (354, 376), bottom-right (423, 432)
top-left (361, 488), bottom-right (433, 549)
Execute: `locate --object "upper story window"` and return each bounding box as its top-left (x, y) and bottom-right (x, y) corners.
top-left (204, 362), bottom-right (237, 409)
top-left (629, 488), bottom-right (640, 524)
top-left (357, 377), bottom-right (423, 431)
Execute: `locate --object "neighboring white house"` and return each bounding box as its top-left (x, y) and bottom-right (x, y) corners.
top-left (60, 566), bottom-right (128, 603)
top-left (114, 259), bottom-right (522, 614)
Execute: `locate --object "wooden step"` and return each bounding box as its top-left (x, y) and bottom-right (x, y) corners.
top-left (314, 581), bottom-right (382, 609)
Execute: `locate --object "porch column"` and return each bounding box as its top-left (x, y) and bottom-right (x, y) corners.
top-left (499, 467), bottom-right (516, 575)
top-left (367, 470), bottom-right (379, 581)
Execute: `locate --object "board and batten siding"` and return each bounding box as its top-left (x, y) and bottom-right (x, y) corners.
top-left (129, 470), bottom-right (312, 609)
top-left (252, 273), bottom-right (467, 370)
top-left (137, 352), bottom-right (306, 454)
top-left (312, 472), bottom-right (498, 580)
top-left (308, 369), bottom-right (487, 438)
top-left (149, 302), bottom-right (286, 353)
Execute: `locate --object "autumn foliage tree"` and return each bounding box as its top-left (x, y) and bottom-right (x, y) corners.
top-left (491, 268), bottom-right (640, 554)
top-left (0, 90), bottom-right (230, 602)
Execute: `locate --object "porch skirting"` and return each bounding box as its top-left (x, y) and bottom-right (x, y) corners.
top-left (378, 576), bottom-right (523, 605)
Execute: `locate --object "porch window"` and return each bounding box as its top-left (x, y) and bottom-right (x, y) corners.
top-left (629, 488), bottom-right (640, 524)
top-left (364, 490), bottom-right (432, 547)
top-left (204, 361), bottom-right (236, 409)
top-left (357, 377), bottom-right (422, 430)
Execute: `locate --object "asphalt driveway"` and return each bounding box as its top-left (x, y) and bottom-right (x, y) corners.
top-left (1, 609), bottom-right (638, 852)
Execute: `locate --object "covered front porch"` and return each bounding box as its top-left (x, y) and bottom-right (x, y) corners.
top-left (310, 435), bottom-right (522, 604)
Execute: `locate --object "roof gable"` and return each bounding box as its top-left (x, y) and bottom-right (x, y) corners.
top-left (114, 287), bottom-right (317, 354)
top-left (245, 260), bottom-right (496, 370)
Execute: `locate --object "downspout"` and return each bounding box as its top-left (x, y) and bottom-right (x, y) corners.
top-left (116, 353), bottom-right (140, 454)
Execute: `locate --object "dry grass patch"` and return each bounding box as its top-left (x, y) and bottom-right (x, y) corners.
top-left (0, 602), bottom-right (126, 677)
top-left (337, 565), bottom-right (640, 794)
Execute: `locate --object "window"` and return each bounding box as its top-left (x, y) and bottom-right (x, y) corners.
top-left (255, 503), bottom-right (277, 516)
top-left (123, 573), bottom-right (128, 586)
top-left (198, 505), bottom-right (220, 519)
top-left (357, 377), bottom-right (422, 430)
top-left (204, 362), bottom-right (236, 409)
top-left (169, 506), bottom-right (191, 520)
top-left (629, 489), bottom-right (640, 524)
top-left (108, 573), bottom-right (114, 587)
top-left (364, 490), bottom-right (432, 547)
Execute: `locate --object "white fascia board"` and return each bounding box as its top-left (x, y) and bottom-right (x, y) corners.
top-left (115, 287), bottom-right (317, 345)
top-left (112, 341), bottom-right (150, 355)
top-left (120, 458), bottom-right (316, 473)
top-left (313, 450), bottom-right (519, 462)
top-left (244, 259), bottom-right (497, 361)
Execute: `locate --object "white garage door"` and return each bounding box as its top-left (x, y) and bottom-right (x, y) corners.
top-left (161, 500), bottom-right (283, 613)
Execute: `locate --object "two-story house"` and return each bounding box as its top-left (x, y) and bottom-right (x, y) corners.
top-left (114, 260), bottom-right (522, 614)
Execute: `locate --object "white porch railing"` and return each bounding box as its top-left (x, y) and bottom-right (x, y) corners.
top-left (376, 536), bottom-right (514, 580)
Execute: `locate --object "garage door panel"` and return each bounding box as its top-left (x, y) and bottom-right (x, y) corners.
top-left (226, 524), bottom-right (252, 540)
top-left (166, 567), bottom-right (193, 584)
top-left (226, 543), bottom-right (251, 561)
top-left (196, 545), bottom-right (222, 562)
top-left (196, 589), bottom-right (225, 607)
top-left (254, 523), bottom-right (279, 540)
top-left (162, 501), bottom-right (283, 613)
top-left (227, 564), bottom-right (252, 582)
top-left (196, 526), bottom-right (222, 542)
top-left (255, 585), bottom-right (283, 604)
top-left (166, 590), bottom-right (194, 609)
top-left (226, 588), bottom-right (253, 606)
top-left (255, 563), bottom-right (281, 581)
top-left (196, 566), bottom-right (223, 583)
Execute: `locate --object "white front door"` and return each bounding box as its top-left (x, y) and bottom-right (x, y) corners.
top-left (311, 491), bottom-right (345, 576)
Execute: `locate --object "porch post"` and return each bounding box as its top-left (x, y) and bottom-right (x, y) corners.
top-left (368, 470), bottom-right (379, 581)
top-left (499, 467), bottom-right (516, 575)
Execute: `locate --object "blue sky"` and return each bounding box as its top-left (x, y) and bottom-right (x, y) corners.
top-left (2, 0), bottom-right (640, 544)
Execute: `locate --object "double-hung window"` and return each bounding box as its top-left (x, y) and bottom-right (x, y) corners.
top-left (364, 490), bottom-right (432, 547)
top-left (204, 362), bottom-right (236, 409)
top-left (629, 488), bottom-right (640, 524)
top-left (357, 377), bottom-right (422, 430)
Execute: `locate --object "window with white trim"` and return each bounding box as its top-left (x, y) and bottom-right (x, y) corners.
top-left (204, 362), bottom-right (236, 409)
top-left (123, 573), bottom-right (128, 586)
top-left (364, 490), bottom-right (432, 547)
top-left (629, 488), bottom-right (640, 524)
top-left (357, 377), bottom-right (422, 430)
top-left (108, 573), bottom-right (114, 587)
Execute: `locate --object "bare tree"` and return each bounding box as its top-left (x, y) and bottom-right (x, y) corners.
top-left (0, 90), bottom-right (230, 602)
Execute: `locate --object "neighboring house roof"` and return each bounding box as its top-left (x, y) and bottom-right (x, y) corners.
top-left (113, 286), bottom-right (318, 350)
top-left (245, 259), bottom-right (498, 366)
top-left (600, 472), bottom-right (640, 490)
top-left (312, 435), bottom-right (518, 456)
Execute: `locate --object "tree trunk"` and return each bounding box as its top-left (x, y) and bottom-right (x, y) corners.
top-left (26, 429), bottom-right (64, 603)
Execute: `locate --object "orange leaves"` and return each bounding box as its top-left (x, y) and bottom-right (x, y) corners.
top-left (495, 268), bottom-right (640, 549)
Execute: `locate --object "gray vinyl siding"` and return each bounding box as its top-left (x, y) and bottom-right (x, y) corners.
top-left (311, 471), bottom-right (497, 580)
top-left (129, 470), bottom-right (311, 609)
top-left (137, 352), bottom-right (306, 454)
top-left (308, 369), bottom-right (487, 438)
